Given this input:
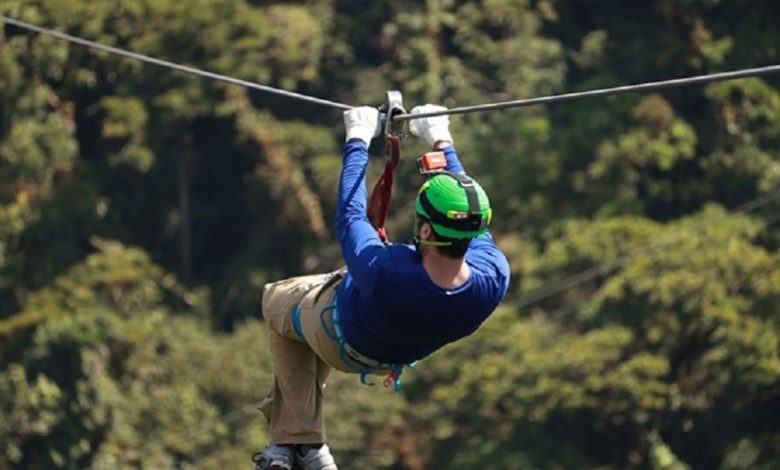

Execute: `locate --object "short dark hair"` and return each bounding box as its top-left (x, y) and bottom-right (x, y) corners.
top-left (417, 216), bottom-right (471, 259)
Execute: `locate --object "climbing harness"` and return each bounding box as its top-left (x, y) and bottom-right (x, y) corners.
top-left (319, 295), bottom-right (415, 391)
top-left (291, 303), bottom-right (306, 341)
top-left (287, 271), bottom-right (415, 391)
top-left (290, 270), bottom-right (345, 343)
top-left (367, 91), bottom-right (406, 242)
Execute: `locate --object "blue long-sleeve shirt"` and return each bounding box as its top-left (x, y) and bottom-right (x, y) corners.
top-left (335, 139), bottom-right (510, 364)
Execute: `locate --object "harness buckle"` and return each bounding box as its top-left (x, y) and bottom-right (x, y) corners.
top-left (383, 370), bottom-right (399, 389)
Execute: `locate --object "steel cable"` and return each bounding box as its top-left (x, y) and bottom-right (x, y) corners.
top-left (393, 64), bottom-right (780, 120)
top-left (5, 16), bottom-right (780, 118)
top-left (0, 15), bottom-right (353, 111)
top-left (5, 14), bottom-right (780, 463)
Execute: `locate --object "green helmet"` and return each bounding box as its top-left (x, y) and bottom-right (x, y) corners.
top-left (415, 172), bottom-right (492, 239)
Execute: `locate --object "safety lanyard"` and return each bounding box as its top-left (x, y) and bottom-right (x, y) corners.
top-left (367, 91), bottom-right (406, 242)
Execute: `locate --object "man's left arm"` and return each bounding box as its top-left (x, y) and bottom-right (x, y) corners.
top-left (337, 108), bottom-right (388, 295)
top-left (468, 232), bottom-right (511, 297)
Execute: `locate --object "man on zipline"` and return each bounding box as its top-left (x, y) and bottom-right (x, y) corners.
top-left (254, 105), bottom-right (510, 470)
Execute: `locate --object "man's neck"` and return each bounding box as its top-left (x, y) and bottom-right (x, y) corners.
top-left (420, 246), bottom-right (470, 290)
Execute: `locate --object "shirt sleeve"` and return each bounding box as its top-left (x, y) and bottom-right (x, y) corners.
top-left (467, 231), bottom-right (511, 295)
top-left (336, 139), bottom-right (388, 296)
top-left (441, 144), bottom-right (465, 174)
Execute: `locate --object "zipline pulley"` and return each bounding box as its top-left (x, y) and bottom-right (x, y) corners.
top-left (380, 90), bottom-right (406, 138)
top-left (368, 91), bottom-right (406, 242)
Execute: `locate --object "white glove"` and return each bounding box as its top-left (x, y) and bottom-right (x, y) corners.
top-left (343, 106), bottom-right (380, 144)
top-left (409, 104), bottom-right (453, 147)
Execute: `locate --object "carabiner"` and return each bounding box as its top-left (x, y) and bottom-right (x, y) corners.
top-left (379, 90), bottom-right (406, 139)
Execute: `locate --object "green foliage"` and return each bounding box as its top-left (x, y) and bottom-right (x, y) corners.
top-left (0, 364), bottom-right (62, 467)
top-left (0, 239), bottom-right (273, 468)
top-left (1, 0), bottom-right (779, 468)
top-left (585, 94), bottom-right (698, 216)
top-left (514, 209), bottom-right (780, 467)
top-left (703, 78), bottom-right (780, 196)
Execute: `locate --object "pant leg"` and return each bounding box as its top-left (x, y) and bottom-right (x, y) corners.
top-left (260, 274), bottom-right (333, 444)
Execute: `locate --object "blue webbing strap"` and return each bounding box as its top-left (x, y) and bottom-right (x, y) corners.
top-left (319, 297), bottom-right (414, 391)
top-left (291, 304), bottom-right (306, 341)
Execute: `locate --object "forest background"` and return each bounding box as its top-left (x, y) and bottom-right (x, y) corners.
top-left (1, 1), bottom-right (779, 469)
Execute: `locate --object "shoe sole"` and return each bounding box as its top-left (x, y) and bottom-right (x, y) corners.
top-left (264, 464), bottom-right (293, 470)
top-left (256, 459), bottom-right (294, 470)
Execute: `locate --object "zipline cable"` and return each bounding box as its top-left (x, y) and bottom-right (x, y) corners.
top-left (5, 16), bottom-right (780, 119)
top-left (0, 15), bottom-right (353, 111)
top-left (394, 64), bottom-right (780, 120)
top-left (3, 15), bottom-right (777, 325)
top-left (5, 14), bottom-right (779, 340)
top-left (5, 12), bottom-right (780, 466)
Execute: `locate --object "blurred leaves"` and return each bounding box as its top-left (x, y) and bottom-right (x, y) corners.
top-left (1, 0), bottom-right (779, 468)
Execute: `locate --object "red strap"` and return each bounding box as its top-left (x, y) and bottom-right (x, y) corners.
top-left (367, 135), bottom-right (401, 242)
top-left (383, 369), bottom-right (400, 388)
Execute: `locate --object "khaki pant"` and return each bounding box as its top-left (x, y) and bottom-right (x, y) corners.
top-left (259, 271), bottom-right (374, 444)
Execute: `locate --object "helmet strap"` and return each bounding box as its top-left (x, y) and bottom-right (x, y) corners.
top-left (413, 237), bottom-right (453, 247)
top-left (442, 172), bottom-right (485, 230)
top-left (414, 216), bottom-right (453, 247)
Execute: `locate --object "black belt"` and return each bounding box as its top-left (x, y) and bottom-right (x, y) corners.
top-left (314, 269), bottom-right (345, 304)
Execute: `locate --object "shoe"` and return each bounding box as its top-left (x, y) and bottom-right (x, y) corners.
top-left (252, 444), bottom-right (295, 470)
top-left (296, 443), bottom-right (338, 470)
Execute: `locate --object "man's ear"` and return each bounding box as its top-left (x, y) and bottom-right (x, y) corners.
top-left (419, 221), bottom-right (433, 239)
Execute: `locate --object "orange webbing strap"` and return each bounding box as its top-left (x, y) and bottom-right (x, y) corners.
top-left (367, 134), bottom-right (401, 242)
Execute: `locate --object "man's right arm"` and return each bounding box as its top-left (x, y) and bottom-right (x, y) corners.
top-left (435, 142), bottom-right (465, 174)
top-left (337, 109), bottom-right (387, 296)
